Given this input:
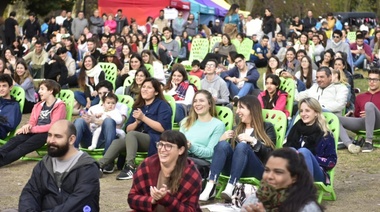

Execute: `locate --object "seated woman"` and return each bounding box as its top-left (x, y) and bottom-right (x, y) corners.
top-left (128, 130), bottom-right (202, 211)
top-left (180, 90), bottom-right (225, 175)
top-left (333, 57), bottom-right (355, 112)
top-left (98, 78), bottom-right (172, 180)
top-left (284, 97), bottom-right (337, 183)
top-left (164, 64), bottom-right (196, 123)
top-left (316, 49), bottom-right (335, 69)
top-left (141, 50), bottom-right (166, 84)
top-left (200, 96), bottom-right (276, 201)
top-left (281, 48), bottom-right (306, 92)
top-left (242, 148), bottom-right (323, 212)
top-left (115, 53), bottom-right (143, 89)
top-left (295, 55), bottom-right (317, 89)
top-left (200, 34), bottom-right (237, 69)
top-left (258, 74), bottom-right (289, 117)
top-left (115, 67), bottom-right (150, 99)
top-left (262, 56), bottom-right (281, 88)
top-left (13, 60), bottom-right (37, 113)
top-left (0, 80), bottom-right (66, 167)
top-left (74, 55), bottom-right (105, 112)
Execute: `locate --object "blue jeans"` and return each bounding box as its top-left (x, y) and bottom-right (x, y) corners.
top-left (74, 91), bottom-right (100, 107)
top-left (297, 147), bottom-right (326, 183)
top-left (209, 141), bottom-right (264, 184)
top-left (353, 54), bottom-right (366, 68)
top-left (226, 81), bottom-right (255, 98)
top-left (73, 118), bottom-right (116, 154)
top-left (175, 103), bottom-right (186, 123)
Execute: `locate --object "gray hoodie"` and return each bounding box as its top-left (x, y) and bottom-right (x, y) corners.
top-left (201, 74), bottom-right (230, 105)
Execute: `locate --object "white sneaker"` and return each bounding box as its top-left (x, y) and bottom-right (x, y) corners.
top-left (199, 182), bottom-right (216, 201)
top-left (221, 183), bottom-right (234, 201)
top-left (88, 145), bottom-right (96, 151)
top-left (348, 144), bottom-right (361, 154)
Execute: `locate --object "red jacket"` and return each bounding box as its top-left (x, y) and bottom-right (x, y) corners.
top-left (354, 90), bottom-right (380, 117)
top-left (28, 99), bottom-right (67, 133)
top-left (128, 154), bottom-right (202, 212)
top-left (258, 90), bottom-right (290, 117)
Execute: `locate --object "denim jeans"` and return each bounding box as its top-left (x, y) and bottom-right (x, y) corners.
top-left (73, 118), bottom-right (116, 154)
top-left (297, 147), bottom-right (326, 183)
top-left (175, 103), bottom-right (187, 123)
top-left (226, 81), bottom-right (255, 98)
top-left (209, 141), bottom-right (264, 184)
top-left (353, 54), bottom-right (366, 68)
top-left (74, 91), bottom-right (100, 107)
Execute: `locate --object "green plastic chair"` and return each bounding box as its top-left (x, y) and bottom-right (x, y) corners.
top-left (144, 64), bottom-right (154, 77)
top-left (215, 109), bottom-right (287, 198)
top-left (123, 75), bottom-right (134, 87)
top-left (355, 130), bottom-right (380, 148)
top-left (80, 94), bottom-right (134, 161)
top-left (215, 106), bottom-right (233, 131)
top-left (238, 38), bottom-right (254, 60)
top-left (279, 77), bottom-right (296, 116)
top-left (188, 38), bottom-right (209, 63)
top-left (188, 75), bottom-right (201, 90)
top-left (99, 62), bottom-right (117, 90)
top-left (292, 112), bottom-right (339, 203)
top-left (209, 36), bottom-right (222, 52)
top-left (0, 86), bottom-right (25, 146)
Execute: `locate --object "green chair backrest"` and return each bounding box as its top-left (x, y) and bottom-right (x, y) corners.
top-left (116, 94), bottom-right (134, 118)
top-left (123, 75), bottom-right (135, 87)
top-left (209, 36), bottom-right (222, 52)
top-left (262, 109), bottom-right (287, 148)
top-left (279, 77), bottom-right (295, 116)
top-left (231, 39), bottom-right (239, 49)
top-left (11, 86), bottom-right (25, 112)
top-left (99, 62), bottom-right (117, 90)
top-left (56, 89), bottom-right (74, 121)
top-left (188, 75), bottom-right (201, 90)
top-left (189, 38), bottom-right (209, 62)
top-left (144, 64), bottom-right (154, 78)
top-left (238, 38), bottom-right (254, 60)
top-left (216, 106), bottom-right (233, 131)
top-left (164, 94), bottom-right (176, 128)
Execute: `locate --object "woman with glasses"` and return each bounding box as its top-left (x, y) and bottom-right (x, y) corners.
top-left (128, 130), bottom-right (202, 211)
top-left (200, 96), bottom-right (276, 201)
top-left (99, 78), bottom-right (172, 180)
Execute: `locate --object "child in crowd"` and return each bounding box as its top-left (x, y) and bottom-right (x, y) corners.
top-left (189, 60), bottom-right (204, 79)
top-left (88, 92), bottom-right (124, 150)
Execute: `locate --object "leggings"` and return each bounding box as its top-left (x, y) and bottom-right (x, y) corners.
top-left (339, 102), bottom-right (380, 146)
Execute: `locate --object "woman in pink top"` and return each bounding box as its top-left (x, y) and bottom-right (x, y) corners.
top-left (104, 14), bottom-right (117, 34)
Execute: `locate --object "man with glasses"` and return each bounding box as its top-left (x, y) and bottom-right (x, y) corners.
top-left (221, 54), bottom-right (260, 102)
top-left (73, 81), bottom-right (128, 173)
top-left (326, 30), bottom-right (354, 72)
top-left (172, 12), bottom-right (186, 38)
top-left (201, 59), bottom-right (230, 105)
top-left (338, 69), bottom-right (380, 153)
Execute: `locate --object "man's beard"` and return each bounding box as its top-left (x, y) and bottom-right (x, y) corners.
top-left (47, 141), bottom-right (70, 158)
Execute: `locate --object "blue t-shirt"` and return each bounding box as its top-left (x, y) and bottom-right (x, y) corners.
top-left (250, 43), bottom-right (268, 63)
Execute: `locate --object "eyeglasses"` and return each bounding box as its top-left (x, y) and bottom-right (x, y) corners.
top-left (156, 142), bottom-right (176, 151)
top-left (366, 78), bottom-right (380, 82)
top-left (235, 59), bottom-right (243, 65)
top-left (205, 64), bottom-right (215, 67)
top-left (333, 36), bottom-right (340, 38)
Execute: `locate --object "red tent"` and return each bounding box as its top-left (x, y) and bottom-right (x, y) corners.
top-left (170, 0), bottom-right (190, 11)
top-left (98, 0), bottom-right (171, 25)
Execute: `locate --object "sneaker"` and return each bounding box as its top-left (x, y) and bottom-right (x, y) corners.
top-left (353, 138), bottom-right (365, 147)
top-left (103, 163), bottom-right (115, 174)
top-left (348, 144), bottom-right (361, 154)
top-left (221, 190), bottom-right (233, 201)
top-left (233, 96), bottom-right (239, 106)
top-left (116, 165), bottom-right (136, 180)
top-left (337, 141), bottom-right (347, 150)
top-left (361, 142), bottom-right (373, 153)
top-left (199, 183), bottom-right (216, 201)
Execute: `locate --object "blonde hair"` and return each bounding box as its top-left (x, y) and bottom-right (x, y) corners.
top-left (182, 90), bottom-right (217, 130)
top-left (332, 69), bottom-right (348, 85)
top-left (298, 97), bottom-right (330, 136)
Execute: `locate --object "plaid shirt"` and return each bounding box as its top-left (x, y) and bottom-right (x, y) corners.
top-left (128, 154), bottom-right (202, 212)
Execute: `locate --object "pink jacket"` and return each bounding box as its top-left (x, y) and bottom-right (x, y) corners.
top-left (258, 90), bottom-right (290, 117)
top-left (104, 20), bottom-right (117, 33)
top-left (28, 99), bottom-right (67, 133)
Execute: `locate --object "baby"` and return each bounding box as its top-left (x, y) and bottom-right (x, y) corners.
top-left (88, 92), bottom-right (125, 150)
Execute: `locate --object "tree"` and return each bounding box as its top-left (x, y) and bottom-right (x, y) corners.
top-left (1, 0), bottom-right (76, 17)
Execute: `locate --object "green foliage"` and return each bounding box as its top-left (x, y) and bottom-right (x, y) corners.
top-left (25, 0), bottom-right (75, 16)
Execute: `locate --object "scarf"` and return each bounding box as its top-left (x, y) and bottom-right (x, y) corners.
top-left (173, 80), bottom-right (191, 101)
top-left (85, 64), bottom-right (103, 93)
top-left (256, 181), bottom-right (289, 212)
top-left (285, 120), bottom-right (324, 154)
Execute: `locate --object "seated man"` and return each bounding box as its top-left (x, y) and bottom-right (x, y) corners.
top-left (0, 74), bottom-right (22, 140)
top-left (296, 66), bottom-right (348, 115)
top-left (73, 81), bottom-right (128, 170)
top-left (22, 40), bottom-right (48, 79)
top-left (350, 34), bottom-right (372, 69)
top-left (339, 69), bottom-right (380, 153)
top-left (158, 27), bottom-right (179, 67)
top-left (19, 120), bottom-right (100, 211)
top-left (250, 35), bottom-right (272, 68)
top-left (201, 59), bottom-right (230, 105)
top-left (221, 54), bottom-right (260, 101)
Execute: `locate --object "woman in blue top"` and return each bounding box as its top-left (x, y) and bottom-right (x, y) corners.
top-left (99, 78), bottom-right (172, 180)
top-left (180, 90), bottom-right (225, 173)
top-left (224, 4), bottom-right (241, 38)
top-left (284, 97), bottom-right (337, 184)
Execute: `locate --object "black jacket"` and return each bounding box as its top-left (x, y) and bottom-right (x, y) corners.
top-left (19, 152), bottom-right (100, 212)
top-left (23, 19), bottom-right (41, 39)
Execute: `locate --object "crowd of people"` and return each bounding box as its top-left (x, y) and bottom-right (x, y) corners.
top-left (0, 3), bottom-right (379, 211)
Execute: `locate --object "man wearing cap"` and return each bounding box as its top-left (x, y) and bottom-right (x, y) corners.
top-left (211, 19), bottom-right (223, 35)
top-left (23, 12), bottom-right (40, 41)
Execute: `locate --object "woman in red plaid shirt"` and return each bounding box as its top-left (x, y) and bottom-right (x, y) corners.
top-left (128, 130), bottom-right (202, 211)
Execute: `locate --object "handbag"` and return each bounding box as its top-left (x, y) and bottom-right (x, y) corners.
top-left (231, 183), bottom-right (257, 208)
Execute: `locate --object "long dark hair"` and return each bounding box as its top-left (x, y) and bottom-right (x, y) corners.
top-left (130, 66), bottom-right (150, 94)
top-left (266, 56), bottom-right (280, 75)
top-left (78, 55), bottom-right (97, 90)
top-left (133, 78), bottom-right (165, 109)
top-left (129, 53), bottom-right (143, 70)
top-left (300, 55), bottom-right (314, 89)
top-left (164, 64), bottom-right (188, 91)
top-left (226, 3), bottom-right (239, 16)
top-left (263, 74), bottom-right (282, 110)
top-left (159, 130), bottom-right (188, 193)
top-left (270, 148), bottom-right (324, 212)
top-left (149, 35), bottom-right (160, 51)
